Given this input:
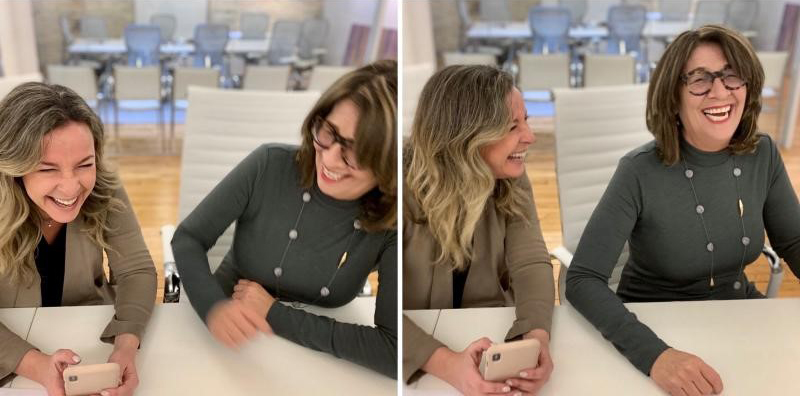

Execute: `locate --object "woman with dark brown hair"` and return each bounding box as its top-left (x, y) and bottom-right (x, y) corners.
top-left (566, 25), bottom-right (800, 396)
top-left (172, 60), bottom-right (397, 378)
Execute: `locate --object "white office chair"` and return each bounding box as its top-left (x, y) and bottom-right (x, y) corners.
top-left (47, 65), bottom-right (101, 111)
top-left (402, 62), bottom-right (435, 138)
top-left (582, 54), bottom-right (636, 87)
top-left (161, 87), bottom-right (320, 302)
top-left (112, 66), bottom-right (164, 152)
top-left (518, 53), bottom-right (570, 101)
top-left (170, 67), bottom-right (220, 150)
top-left (442, 52), bottom-right (496, 67)
top-left (551, 84), bottom-right (784, 300)
top-left (307, 66), bottom-right (355, 91)
top-left (0, 73), bottom-right (43, 100)
top-left (243, 65), bottom-right (291, 91)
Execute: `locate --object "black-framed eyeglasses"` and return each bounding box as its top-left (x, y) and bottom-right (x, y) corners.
top-left (680, 68), bottom-right (746, 96)
top-left (312, 116), bottom-right (359, 169)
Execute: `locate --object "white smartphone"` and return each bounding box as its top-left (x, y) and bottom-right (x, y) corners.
top-left (478, 338), bottom-right (541, 381)
top-left (62, 362), bottom-right (121, 396)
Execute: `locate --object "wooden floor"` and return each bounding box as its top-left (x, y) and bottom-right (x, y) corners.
top-left (108, 113), bottom-right (800, 304)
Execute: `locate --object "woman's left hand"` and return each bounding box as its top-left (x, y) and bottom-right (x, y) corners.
top-left (503, 329), bottom-right (554, 395)
top-left (101, 333), bottom-right (140, 396)
top-left (233, 279), bottom-right (275, 318)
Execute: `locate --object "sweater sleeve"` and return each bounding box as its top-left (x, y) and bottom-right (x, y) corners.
top-left (505, 175), bottom-right (555, 340)
top-left (762, 136), bottom-right (800, 278)
top-left (100, 186), bottom-right (157, 343)
top-left (565, 157), bottom-right (670, 375)
top-left (172, 146), bottom-right (267, 322)
top-left (266, 231), bottom-right (397, 378)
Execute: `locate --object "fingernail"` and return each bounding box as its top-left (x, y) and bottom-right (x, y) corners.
top-left (72, 355), bottom-right (81, 363)
top-left (519, 371), bottom-right (527, 378)
top-left (502, 386), bottom-right (510, 392)
top-left (101, 391), bottom-right (109, 396)
top-left (505, 379), bottom-right (513, 386)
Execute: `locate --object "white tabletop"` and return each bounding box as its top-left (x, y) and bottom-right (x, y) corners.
top-left (0, 308), bottom-right (36, 341)
top-left (68, 38), bottom-right (270, 55)
top-left (466, 21), bottom-right (756, 41)
top-left (404, 309), bottom-right (440, 335)
top-left (407, 298), bottom-right (800, 395)
top-left (10, 298), bottom-right (395, 395)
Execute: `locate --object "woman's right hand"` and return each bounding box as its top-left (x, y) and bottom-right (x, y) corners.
top-left (206, 299), bottom-right (271, 348)
top-left (15, 349), bottom-right (81, 396)
top-left (423, 338), bottom-right (514, 396)
top-left (650, 348), bottom-right (723, 396)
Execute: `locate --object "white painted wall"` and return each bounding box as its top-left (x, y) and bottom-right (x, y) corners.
top-left (134, 0), bottom-right (208, 41)
top-left (0, 0), bottom-right (39, 76)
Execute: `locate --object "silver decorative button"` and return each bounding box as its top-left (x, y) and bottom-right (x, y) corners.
top-left (733, 281), bottom-right (742, 290)
top-left (706, 242), bottom-right (714, 252)
top-left (741, 236), bottom-right (750, 246)
top-left (289, 229), bottom-right (298, 240)
top-left (273, 267), bottom-right (283, 277)
top-left (696, 205), bottom-right (704, 214)
top-left (353, 219), bottom-right (362, 230)
top-left (733, 167), bottom-right (742, 177)
top-left (302, 192), bottom-right (311, 202)
top-left (684, 169), bottom-right (694, 179)
top-left (320, 286), bottom-right (330, 297)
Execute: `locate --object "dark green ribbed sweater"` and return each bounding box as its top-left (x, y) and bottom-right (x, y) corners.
top-left (566, 135), bottom-right (800, 375)
top-left (172, 144), bottom-right (397, 378)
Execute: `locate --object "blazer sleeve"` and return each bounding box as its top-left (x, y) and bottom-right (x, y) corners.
top-left (172, 145), bottom-right (267, 322)
top-left (100, 186), bottom-right (157, 343)
top-left (402, 315), bottom-right (445, 384)
top-left (266, 231), bottom-right (398, 378)
top-left (505, 174), bottom-right (555, 340)
top-left (0, 322), bottom-right (35, 383)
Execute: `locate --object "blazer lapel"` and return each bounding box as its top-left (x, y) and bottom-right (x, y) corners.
top-left (62, 216), bottom-right (88, 305)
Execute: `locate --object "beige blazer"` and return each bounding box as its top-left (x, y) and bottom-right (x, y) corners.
top-left (0, 187), bottom-right (156, 381)
top-left (402, 175), bottom-right (554, 383)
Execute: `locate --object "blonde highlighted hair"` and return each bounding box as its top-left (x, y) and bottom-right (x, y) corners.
top-left (405, 65), bottom-right (529, 270)
top-left (0, 82), bottom-right (123, 285)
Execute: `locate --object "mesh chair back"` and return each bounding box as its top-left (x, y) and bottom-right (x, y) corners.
top-left (298, 18), bottom-right (329, 60)
top-left (528, 6), bottom-right (571, 54)
top-left (692, 0), bottom-right (729, 28)
top-left (725, 0), bottom-right (758, 31)
top-left (240, 12), bottom-right (270, 39)
top-left (607, 4), bottom-right (646, 55)
top-left (268, 20), bottom-right (302, 65)
top-left (124, 24), bottom-right (162, 67)
top-left (479, 0), bottom-right (511, 22)
top-left (150, 14), bottom-right (176, 42)
top-left (658, 0), bottom-right (691, 21)
top-left (194, 24), bottom-right (229, 68)
top-left (79, 16), bottom-right (107, 39)
top-left (180, 88), bottom-right (319, 270)
top-left (559, 0), bottom-right (587, 26)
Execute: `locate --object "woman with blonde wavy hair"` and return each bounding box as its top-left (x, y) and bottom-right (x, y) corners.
top-left (0, 82), bottom-right (156, 396)
top-left (403, 65), bottom-right (554, 395)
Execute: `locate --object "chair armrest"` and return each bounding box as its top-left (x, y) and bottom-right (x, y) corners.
top-left (762, 245), bottom-right (784, 298)
top-left (161, 225), bottom-right (181, 303)
top-left (550, 245), bottom-right (574, 268)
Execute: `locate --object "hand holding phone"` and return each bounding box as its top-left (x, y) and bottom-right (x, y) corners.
top-left (478, 338), bottom-right (541, 381)
top-left (63, 362), bottom-right (121, 396)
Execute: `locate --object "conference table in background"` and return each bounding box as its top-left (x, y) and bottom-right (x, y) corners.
top-left (404, 298), bottom-right (800, 395)
top-left (68, 38), bottom-right (271, 56)
top-left (3, 298), bottom-right (395, 395)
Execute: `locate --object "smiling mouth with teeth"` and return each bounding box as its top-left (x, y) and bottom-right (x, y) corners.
top-left (50, 196), bottom-right (78, 208)
top-left (321, 164), bottom-right (345, 181)
top-left (703, 105), bottom-right (732, 122)
top-left (508, 151), bottom-right (527, 161)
